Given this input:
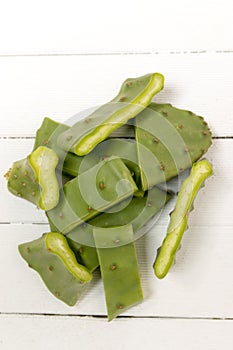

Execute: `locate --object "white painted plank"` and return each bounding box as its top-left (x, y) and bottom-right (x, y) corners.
top-left (0, 53), bottom-right (232, 137)
top-left (0, 139), bottom-right (232, 227)
top-left (0, 1), bottom-right (232, 54)
top-left (0, 223), bottom-right (232, 318)
top-left (0, 316), bottom-right (232, 350)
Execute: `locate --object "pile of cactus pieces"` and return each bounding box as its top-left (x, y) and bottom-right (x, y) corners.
top-left (5, 73), bottom-right (213, 321)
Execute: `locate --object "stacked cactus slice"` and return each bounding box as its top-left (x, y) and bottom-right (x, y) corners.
top-left (5, 73), bottom-right (213, 321)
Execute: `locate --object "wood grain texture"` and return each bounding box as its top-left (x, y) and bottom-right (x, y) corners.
top-left (0, 0), bottom-right (232, 54)
top-left (0, 315), bottom-right (233, 350)
top-left (0, 53), bottom-right (232, 137)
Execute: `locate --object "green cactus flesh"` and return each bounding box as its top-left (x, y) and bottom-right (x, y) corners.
top-left (63, 138), bottom-right (141, 188)
top-left (29, 146), bottom-right (59, 211)
top-left (135, 103), bottom-right (212, 190)
top-left (5, 157), bottom-right (40, 206)
top-left (47, 156), bottom-right (138, 234)
top-left (67, 186), bottom-right (171, 246)
top-left (153, 159), bottom-right (213, 279)
top-left (18, 232), bottom-right (92, 306)
top-left (58, 73), bottom-right (164, 156)
top-left (66, 238), bottom-right (99, 273)
top-left (33, 117), bottom-right (69, 152)
top-left (93, 224), bottom-right (143, 321)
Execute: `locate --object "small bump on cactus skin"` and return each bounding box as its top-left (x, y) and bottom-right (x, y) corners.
top-left (47, 156), bottom-right (138, 234)
top-left (93, 224), bottom-right (143, 321)
top-left (135, 103), bottom-right (212, 190)
top-left (58, 73), bottom-right (164, 156)
top-left (18, 233), bottom-right (92, 306)
top-left (29, 146), bottom-right (59, 211)
top-left (153, 159), bottom-right (213, 279)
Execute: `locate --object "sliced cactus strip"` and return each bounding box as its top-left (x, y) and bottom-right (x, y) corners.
top-left (67, 186), bottom-right (171, 247)
top-left (58, 73), bottom-right (164, 156)
top-left (47, 156), bottom-right (138, 234)
top-left (153, 159), bottom-right (213, 279)
top-left (18, 233), bottom-right (92, 306)
top-left (135, 103), bottom-right (212, 190)
top-left (93, 224), bottom-right (143, 321)
top-left (5, 157), bottom-right (40, 206)
top-left (29, 146), bottom-right (59, 211)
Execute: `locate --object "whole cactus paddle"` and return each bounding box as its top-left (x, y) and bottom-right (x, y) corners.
top-left (19, 232), bottom-right (92, 306)
top-left (135, 103), bottom-right (212, 190)
top-left (153, 159), bottom-right (213, 279)
top-left (93, 224), bottom-right (143, 321)
top-left (58, 73), bottom-right (164, 156)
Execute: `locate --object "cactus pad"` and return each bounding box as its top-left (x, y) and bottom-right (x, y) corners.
top-left (18, 232), bottom-right (92, 306)
top-left (135, 103), bottom-right (212, 190)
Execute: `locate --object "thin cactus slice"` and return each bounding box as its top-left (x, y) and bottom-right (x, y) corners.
top-left (153, 159), bottom-right (213, 279)
top-left (29, 146), bottom-right (59, 211)
top-left (67, 186), bottom-right (171, 246)
top-left (47, 156), bottom-right (138, 234)
top-left (5, 157), bottom-right (40, 206)
top-left (18, 232), bottom-right (92, 306)
top-left (58, 73), bottom-right (164, 156)
top-left (135, 103), bottom-right (212, 190)
top-left (93, 224), bottom-right (143, 321)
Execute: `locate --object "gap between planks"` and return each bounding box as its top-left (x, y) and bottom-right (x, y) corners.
top-left (1, 50), bottom-right (233, 58)
top-left (0, 312), bottom-right (232, 321)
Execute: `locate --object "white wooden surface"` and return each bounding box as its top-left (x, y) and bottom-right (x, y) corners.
top-left (0, 1), bottom-right (233, 349)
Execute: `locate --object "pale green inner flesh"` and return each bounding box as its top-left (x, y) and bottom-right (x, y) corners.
top-left (29, 146), bottom-right (59, 210)
top-left (154, 160), bottom-right (213, 278)
top-left (46, 232), bottom-right (92, 282)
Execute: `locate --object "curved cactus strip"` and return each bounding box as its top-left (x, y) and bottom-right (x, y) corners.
top-left (29, 146), bottom-right (59, 211)
top-left (47, 156), bottom-right (138, 234)
top-left (135, 103), bottom-right (212, 190)
top-left (18, 233), bottom-right (92, 306)
top-left (5, 157), bottom-right (40, 206)
top-left (93, 224), bottom-right (143, 321)
top-left (67, 186), bottom-right (171, 247)
top-left (58, 73), bottom-right (164, 156)
top-left (153, 159), bottom-right (213, 279)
